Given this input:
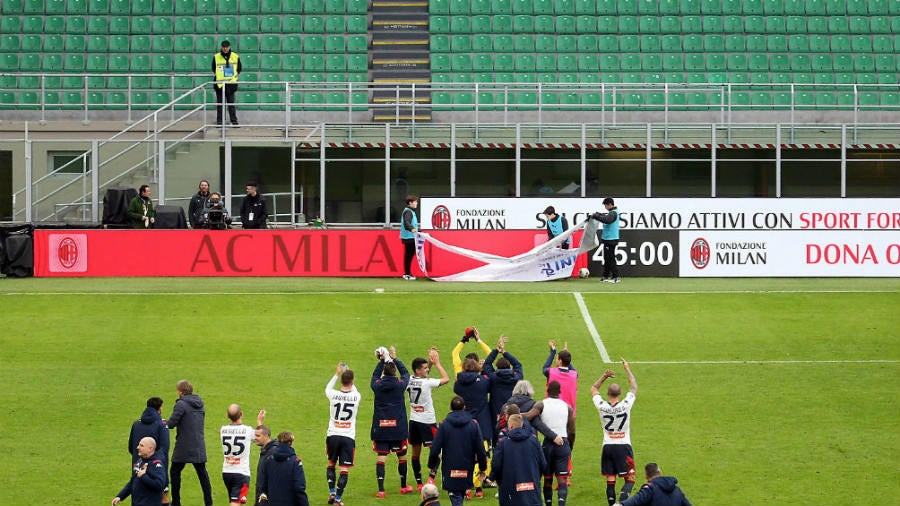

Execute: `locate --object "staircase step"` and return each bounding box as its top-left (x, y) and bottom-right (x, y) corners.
top-left (371, 0), bottom-right (428, 7)
top-left (371, 12), bottom-right (429, 23)
top-left (372, 49), bottom-right (429, 60)
top-left (372, 69), bottom-right (430, 82)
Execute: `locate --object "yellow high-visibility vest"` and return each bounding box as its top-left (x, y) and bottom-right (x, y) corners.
top-left (214, 52), bottom-right (240, 88)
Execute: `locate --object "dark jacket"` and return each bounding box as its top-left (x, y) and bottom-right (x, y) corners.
top-left (240, 193), bottom-right (268, 229)
top-left (453, 371), bottom-right (492, 441)
top-left (167, 394), bottom-right (207, 463)
top-left (492, 427), bottom-right (546, 506)
top-left (258, 443), bottom-right (309, 506)
top-left (419, 497), bottom-right (441, 506)
top-left (129, 407), bottom-right (170, 466)
top-left (504, 394), bottom-right (557, 441)
top-left (188, 191), bottom-right (210, 228)
top-left (127, 195), bottom-right (155, 229)
top-left (620, 476), bottom-right (692, 506)
top-left (255, 440), bottom-right (279, 506)
top-left (370, 359), bottom-right (410, 441)
top-left (427, 410), bottom-right (488, 492)
top-left (116, 450), bottom-right (168, 506)
top-left (483, 349), bottom-right (524, 433)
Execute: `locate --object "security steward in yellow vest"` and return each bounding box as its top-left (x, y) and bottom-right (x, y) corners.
top-left (212, 40), bottom-right (241, 126)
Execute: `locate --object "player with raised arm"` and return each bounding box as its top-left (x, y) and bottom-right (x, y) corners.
top-left (407, 347), bottom-right (450, 491)
top-left (591, 359), bottom-right (638, 506)
top-left (325, 362), bottom-right (361, 506)
top-left (371, 346), bottom-right (412, 498)
top-left (452, 327), bottom-right (492, 375)
top-left (220, 404), bottom-right (256, 506)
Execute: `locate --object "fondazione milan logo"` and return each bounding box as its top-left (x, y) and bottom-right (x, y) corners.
top-left (431, 205), bottom-right (451, 230)
top-left (49, 234), bottom-right (88, 272)
top-left (690, 237), bottom-right (711, 269)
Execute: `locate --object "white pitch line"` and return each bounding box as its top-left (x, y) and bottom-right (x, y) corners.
top-left (629, 359), bottom-right (900, 365)
top-left (574, 291), bottom-right (612, 364)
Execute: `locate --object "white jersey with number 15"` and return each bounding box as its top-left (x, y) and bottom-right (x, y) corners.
top-left (326, 375), bottom-right (362, 440)
top-left (220, 424), bottom-right (256, 476)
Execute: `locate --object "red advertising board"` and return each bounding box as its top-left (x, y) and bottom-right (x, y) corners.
top-left (33, 229), bottom-right (586, 277)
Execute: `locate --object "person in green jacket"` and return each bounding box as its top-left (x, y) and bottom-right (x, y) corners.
top-left (128, 185), bottom-right (156, 229)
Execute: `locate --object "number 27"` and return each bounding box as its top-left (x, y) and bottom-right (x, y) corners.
top-left (603, 413), bottom-right (627, 431)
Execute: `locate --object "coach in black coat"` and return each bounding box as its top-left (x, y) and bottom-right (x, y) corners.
top-left (167, 380), bottom-right (213, 506)
top-left (492, 415), bottom-right (546, 506)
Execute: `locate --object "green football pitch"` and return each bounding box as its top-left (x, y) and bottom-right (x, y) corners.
top-left (1, 277), bottom-right (898, 506)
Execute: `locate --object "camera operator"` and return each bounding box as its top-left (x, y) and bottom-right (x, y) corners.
top-left (201, 192), bottom-right (232, 230)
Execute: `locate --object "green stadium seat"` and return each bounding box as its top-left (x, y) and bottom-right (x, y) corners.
top-left (747, 54), bottom-right (769, 72)
top-left (768, 54), bottom-right (788, 71)
top-left (276, 36), bottom-right (299, 53)
top-left (303, 35), bottom-right (324, 52)
top-left (881, 92), bottom-right (900, 108)
top-left (473, 53), bottom-right (493, 71)
top-left (813, 71), bottom-right (833, 85)
top-left (484, 34), bottom-right (505, 51)
top-left (724, 34), bottom-right (744, 51)
top-left (722, 15), bottom-right (742, 32)
top-left (593, 15), bottom-right (614, 32)
top-left (763, 0), bottom-right (783, 13)
top-left (811, 54), bottom-right (832, 72)
top-left (43, 35), bottom-right (64, 52)
top-left (864, 16), bottom-right (887, 33)
top-left (575, 15), bottom-right (596, 33)
top-left (620, 53), bottom-right (640, 71)
top-left (787, 34), bottom-right (808, 51)
top-left (790, 54), bottom-right (811, 72)
top-left (530, 14), bottom-right (551, 31)
top-left (491, 0), bottom-right (511, 12)
top-left (848, 15), bottom-right (869, 33)
top-left (764, 15), bottom-right (785, 32)
top-left (640, 35), bottom-right (660, 52)
top-left (850, 35), bottom-right (872, 53)
top-left (745, 35), bottom-right (765, 52)
top-left (705, 54), bottom-right (725, 71)
top-left (431, 0), bottom-right (450, 13)
top-left (827, 16), bottom-right (848, 33)
top-left (0, 34), bottom-right (21, 53)
top-left (657, 15), bottom-right (679, 33)
top-left (431, 35), bottom-right (450, 52)
top-left (727, 54), bottom-right (747, 71)
top-left (493, 53), bottom-right (514, 71)
top-left (151, 54), bottom-right (171, 72)
top-left (129, 17), bottom-right (150, 34)
top-left (173, 17), bottom-right (193, 33)
top-left (512, 0), bottom-right (532, 13)
top-left (558, 54), bottom-right (577, 71)
top-left (767, 35), bottom-right (787, 52)
top-left (19, 35), bottom-right (42, 53)
top-left (172, 54), bottom-right (193, 72)
top-left (683, 54), bottom-right (704, 71)
top-left (65, 16), bottom-right (86, 33)
top-left (832, 54), bottom-right (851, 72)
top-left (804, 15), bottom-right (826, 32)
top-left (638, 15), bottom-right (658, 33)
top-left (131, 36), bottom-right (151, 52)
top-left (448, 15), bottom-right (469, 33)
top-left (875, 55), bottom-right (896, 72)
top-left (662, 54), bottom-right (683, 71)
top-left (491, 14), bottom-right (512, 32)
top-left (431, 54), bottom-right (451, 71)
top-left (259, 35), bottom-right (280, 52)
top-left (854, 55), bottom-right (875, 73)
top-left (614, 15), bottom-right (636, 33)
top-left (64, 35), bottom-right (86, 53)
top-left (151, 35), bottom-right (173, 52)
top-left (679, 15), bottom-right (700, 32)
top-left (814, 91), bottom-right (836, 108)
top-left (450, 0), bottom-right (470, 13)
top-left (534, 35), bottom-right (553, 52)
top-left (323, 35), bottom-right (344, 52)
top-left (303, 0), bottom-right (324, 12)
top-left (347, 54), bottom-right (366, 72)
top-left (282, 15), bottom-right (302, 32)
top-left (701, 34), bottom-right (723, 52)
top-left (858, 92), bottom-right (879, 109)
top-left (149, 16), bottom-right (172, 34)
top-left (830, 35), bottom-right (850, 52)
top-left (642, 53), bottom-right (661, 71)
top-left (598, 54), bottom-right (619, 70)
top-left (302, 15), bottom-right (324, 33)
top-left (555, 15), bottom-right (575, 33)
top-left (109, 35), bottom-right (131, 53)
top-left (324, 16), bottom-right (346, 33)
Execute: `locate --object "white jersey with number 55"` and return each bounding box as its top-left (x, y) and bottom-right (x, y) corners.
top-left (592, 391), bottom-right (636, 446)
top-left (220, 424), bottom-right (256, 476)
top-left (326, 375), bottom-right (362, 440)
top-left (407, 377), bottom-right (442, 424)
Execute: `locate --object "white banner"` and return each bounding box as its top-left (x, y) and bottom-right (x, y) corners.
top-left (415, 218), bottom-right (599, 282)
top-left (679, 231), bottom-right (900, 277)
top-left (421, 198), bottom-right (900, 231)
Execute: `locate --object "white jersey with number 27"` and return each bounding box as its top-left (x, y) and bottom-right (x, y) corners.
top-left (407, 377), bottom-right (442, 424)
top-left (592, 391), bottom-right (636, 446)
top-left (326, 374), bottom-right (362, 440)
top-left (220, 424), bottom-right (256, 476)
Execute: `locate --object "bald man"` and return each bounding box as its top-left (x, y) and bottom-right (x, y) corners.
top-left (592, 359), bottom-right (638, 506)
top-left (220, 404), bottom-right (257, 506)
top-left (113, 437), bottom-right (169, 506)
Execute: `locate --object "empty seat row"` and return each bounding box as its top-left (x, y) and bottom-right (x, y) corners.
top-left (0, 73), bottom-right (369, 92)
top-left (2, 0), bottom-right (367, 15)
top-left (0, 14), bottom-right (369, 34)
top-left (0, 34), bottom-right (368, 53)
top-left (429, 34), bottom-right (900, 54)
top-left (0, 90), bottom-right (370, 111)
top-left (429, 53), bottom-right (900, 73)
top-left (429, 71), bottom-right (900, 85)
top-left (429, 14), bottom-right (900, 34)
top-left (0, 52), bottom-right (369, 72)
top-left (428, 89), bottom-right (900, 110)
top-left (430, 0), bottom-right (900, 16)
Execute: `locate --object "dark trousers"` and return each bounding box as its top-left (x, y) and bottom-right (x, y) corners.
top-left (402, 238), bottom-right (415, 276)
top-left (170, 461), bottom-right (213, 506)
top-left (213, 83), bottom-right (238, 124)
top-left (602, 239), bottom-right (619, 279)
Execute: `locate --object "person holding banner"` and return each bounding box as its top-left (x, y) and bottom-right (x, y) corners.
top-left (543, 206), bottom-right (570, 249)
top-left (400, 195), bottom-right (419, 280)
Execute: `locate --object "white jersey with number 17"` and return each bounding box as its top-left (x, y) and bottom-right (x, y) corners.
top-left (407, 377), bottom-right (442, 424)
top-left (220, 424), bottom-right (255, 476)
top-left (326, 374), bottom-right (362, 440)
top-left (592, 391), bottom-right (636, 446)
